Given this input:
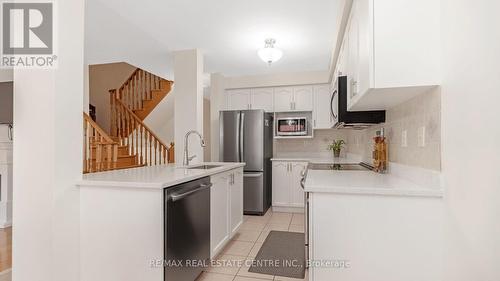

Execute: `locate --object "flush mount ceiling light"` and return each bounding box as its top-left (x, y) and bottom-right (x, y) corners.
top-left (258, 38), bottom-right (283, 65)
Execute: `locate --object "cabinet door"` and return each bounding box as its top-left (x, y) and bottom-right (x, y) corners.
top-left (227, 89), bottom-right (250, 111)
top-left (272, 162), bottom-right (290, 207)
top-left (313, 84), bottom-right (333, 129)
top-left (229, 169), bottom-right (244, 236)
top-left (290, 162), bottom-right (307, 207)
top-left (347, 10), bottom-right (360, 104)
top-left (210, 173), bottom-right (230, 258)
top-left (273, 87), bottom-right (294, 112)
top-left (293, 86), bottom-right (313, 111)
top-left (251, 88), bottom-right (274, 112)
top-left (356, 0), bottom-right (372, 99)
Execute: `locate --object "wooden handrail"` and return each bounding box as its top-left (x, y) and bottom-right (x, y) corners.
top-left (110, 91), bottom-right (173, 166)
top-left (83, 113), bottom-right (115, 143)
top-left (114, 68), bottom-right (171, 113)
top-left (112, 92), bottom-right (168, 147)
top-left (83, 112), bottom-right (118, 173)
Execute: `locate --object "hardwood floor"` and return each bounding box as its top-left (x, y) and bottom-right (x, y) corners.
top-left (0, 227), bottom-right (12, 272)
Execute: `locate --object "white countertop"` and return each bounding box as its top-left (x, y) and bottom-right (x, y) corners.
top-left (305, 169), bottom-right (444, 198)
top-left (77, 162), bottom-right (245, 189)
top-left (271, 155), bottom-right (362, 164)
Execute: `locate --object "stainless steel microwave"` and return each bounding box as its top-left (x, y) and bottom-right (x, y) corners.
top-left (276, 117), bottom-right (308, 136)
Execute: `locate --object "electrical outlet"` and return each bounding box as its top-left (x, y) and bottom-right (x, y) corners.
top-left (418, 126), bottom-right (426, 147)
top-left (401, 130), bottom-right (408, 147)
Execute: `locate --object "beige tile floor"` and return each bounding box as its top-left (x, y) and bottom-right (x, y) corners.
top-left (197, 210), bottom-right (308, 281)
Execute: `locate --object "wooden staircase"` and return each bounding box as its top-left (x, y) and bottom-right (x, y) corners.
top-left (83, 68), bottom-right (174, 174)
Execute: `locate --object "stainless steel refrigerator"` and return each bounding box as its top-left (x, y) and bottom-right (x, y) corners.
top-left (220, 110), bottom-right (273, 215)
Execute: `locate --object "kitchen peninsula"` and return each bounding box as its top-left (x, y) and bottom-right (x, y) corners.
top-left (76, 162), bottom-right (245, 281)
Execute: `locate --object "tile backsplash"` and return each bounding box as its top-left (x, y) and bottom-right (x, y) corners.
top-left (346, 87), bottom-right (441, 171)
top-left (274, 87), bottom-right (441, 171)
top-left (274, 129), bottom-right (349, 158)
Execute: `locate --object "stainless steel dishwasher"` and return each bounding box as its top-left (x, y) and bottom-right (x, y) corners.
top-left (165, 177), bottom-right (211, 281)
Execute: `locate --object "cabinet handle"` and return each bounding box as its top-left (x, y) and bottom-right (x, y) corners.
top-left (290, 102), bottom-right (293, 110)
top-left (314, 120), bottom-right (317, 127)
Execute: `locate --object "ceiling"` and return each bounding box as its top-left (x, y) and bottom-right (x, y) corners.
top-left (85, 0), bottom-right (345, 77)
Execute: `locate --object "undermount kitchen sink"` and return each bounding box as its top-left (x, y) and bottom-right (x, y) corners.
top-left (308, 163), bottom-right (373, 171)
top-left (185, 164), bottom-right (223, 170)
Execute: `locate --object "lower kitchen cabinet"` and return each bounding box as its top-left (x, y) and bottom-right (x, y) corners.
top-left (210, 167), bottom-right (244, 258)
top-left (309, 192), bottom-right (443, 281)
top-left (272, 161), bottom-right (307, 212)
top-left (229, 169), bottom-right (244, 236)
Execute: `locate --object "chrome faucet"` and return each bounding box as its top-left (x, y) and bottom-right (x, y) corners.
top-left (183, 130), bottom-right (206, 166)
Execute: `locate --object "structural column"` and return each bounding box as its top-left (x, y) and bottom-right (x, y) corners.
top-left (209, 73), bottom-right (225, 162)
top-left (173, 49), bottom-right (204, 164)
top-left (12, 0), bottom-right (85, 281)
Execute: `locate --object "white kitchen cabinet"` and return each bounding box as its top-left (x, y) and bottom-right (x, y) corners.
top-left (229, 169), bottom-right (244, 236)
top-left (309, 192), bottom-right (443, 281)
top-left (274, 86), bottom-right (313, 112)
top-left (273, 87), bottom-right (294, 112)
top-left (272, 161), bottom-right (307, 212)
top-left (226, 88), bottom-right (274, 112)
top-left (271, 162), bottom-right (289, 207)
top-left (226, 89), bottom-right (251, 110)
top-left (210, 168), bottom-right (244, 258)
top-left (338, 0), bottom-right (440, 111)
top-left (313, 84), bottom-right (333, 129)
top-left (293, 86), bottom-right (313, 111)
top-left (210, 171), bottom-right (230, 258)
top-left (250, 88), bottom-right (274, 112)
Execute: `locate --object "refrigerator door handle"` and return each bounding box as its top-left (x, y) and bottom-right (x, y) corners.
top-left (236, 112), bottom-right (241, 162)
top-left (239, 112), bottom-right (245, 162)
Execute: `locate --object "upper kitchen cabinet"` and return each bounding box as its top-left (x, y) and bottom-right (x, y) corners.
top-left (313, 84), bottom-right (334, 129)
top-left (341, 0), bottom-right (441, 111)
top-left (274, 86), bottom-right (313, 112)
top-left (226, 88), bottom-right (274, 112)
top-left (273, 87), bottom-right (294, 112)
top-left (250, 88), bottom-right (274, 112)
top-left (293, 86), bottom-right (313, 111)
top-left (226, 89), bottom-right (251, 110)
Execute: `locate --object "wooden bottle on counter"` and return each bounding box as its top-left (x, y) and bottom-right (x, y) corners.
top-left (372, 128), bottom-right (387, 173)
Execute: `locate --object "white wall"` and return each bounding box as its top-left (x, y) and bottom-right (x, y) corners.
top-left (441, 0), bottom-right (500, 280)
top-left (173, 49), bottom-right (204, 164)
top-left (12, 1), bottom-right (85, 281)
top-left (225, 70), bottom-right (330, 89)
top-left (88, 62), bottom-right (136, 133)
top-left (0, 70), bottom-right (13, 82)
top-left (143, 91), bottom-right (175, 145)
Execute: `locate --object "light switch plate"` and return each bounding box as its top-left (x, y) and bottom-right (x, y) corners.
top-left (402, 130), bottom-right (408, 147)
top-left (418, 126), bottom-right (426, 147)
